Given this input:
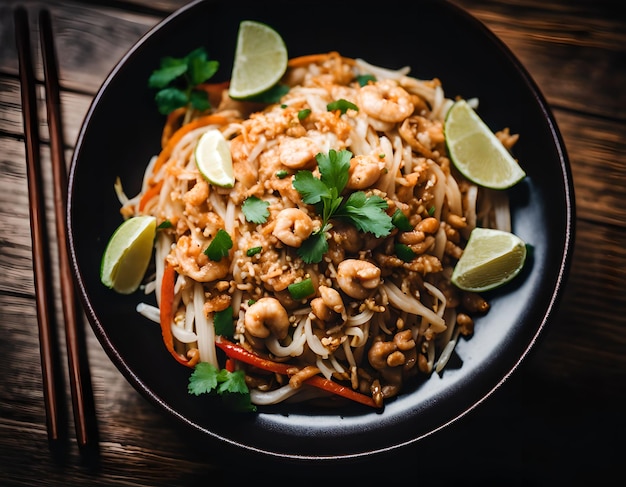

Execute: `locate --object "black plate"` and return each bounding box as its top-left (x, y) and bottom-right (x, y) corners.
top-left (67, 0), bottom-right (575, 461)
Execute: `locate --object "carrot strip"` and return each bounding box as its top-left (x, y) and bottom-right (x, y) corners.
top-left (161, 107), bottom-right (187, 148)
top-left (215, 338), bottom-right (379, 408)
top-left (138, 179), bottom-right (163, 212)
top-left (160, 262), bottom-right (191, 367)
top-left (152, 114), bottom-right (230, 175)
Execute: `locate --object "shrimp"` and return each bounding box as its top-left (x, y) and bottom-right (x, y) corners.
top-left (311, 285), bottom-right (346, 322)
top-left (398, 116), bottom-right (444, 158)
top-left (272, 208), bottom-right (314, 247)
top-left (346, 154), bottom-right (386, 190)
top-left (358, 79), bottom-right (415, 123)
top-left (244, 297), bottom-right (290, 340)
top-left (278, 136), bottom-right (319, 169)
top-left (170, 235), bottom-right (229, 282)
top-left (336, 259), bottom-right (381, 299)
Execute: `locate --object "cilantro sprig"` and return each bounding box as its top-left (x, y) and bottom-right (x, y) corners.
top-left (188, 362), bottom-right (255, 412)
top-left (148, 47), bottom-right (219, 115)
top-left (293, 149), bottom-right (393, 263)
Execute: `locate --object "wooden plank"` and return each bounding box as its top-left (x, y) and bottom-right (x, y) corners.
top-left (0, 0), bottom-right (162, 93)
top-left (1, 0), bottom-right (624, 124)
top-left (1, 76), bottom-right (92, 145)
top-left (553, 109), bottom-right (626, 227)
top-left (451, 0), bottom-right (626, 121)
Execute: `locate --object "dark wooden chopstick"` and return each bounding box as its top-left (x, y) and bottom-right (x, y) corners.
top-left (39, 9), bottom-right (97, 454)
top-left (14, 6), bottom-right (66, 452)
top-left (15, 6), bottom-right (98, 457)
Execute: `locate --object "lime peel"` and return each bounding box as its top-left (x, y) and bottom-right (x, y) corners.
top-left (195, 129), bottom-right (235, 188)
top-left (445, 100), bottom-right (526, 190)
top-left (451, 227), bottom-right (527, 292)
top-left (228, 20), bottom-right (288, 100)
top-left (100, 215), bottom-right (157, 295)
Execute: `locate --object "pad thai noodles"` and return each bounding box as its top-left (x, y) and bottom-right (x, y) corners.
top-left (115, 51), bottom-right (520, 409)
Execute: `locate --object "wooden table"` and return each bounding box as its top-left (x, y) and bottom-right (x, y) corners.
top-left (1, 0), bottom-right (624, 484)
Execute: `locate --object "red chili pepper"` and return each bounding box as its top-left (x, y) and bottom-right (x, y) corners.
top-left (215, 338), bottom-right (292, 375)
top-left (160, 262), bottom-right (192, 367)
top-left (304, 375), bottom-right (379, 409)
top-left (215, 338), bottom-right (380, 408)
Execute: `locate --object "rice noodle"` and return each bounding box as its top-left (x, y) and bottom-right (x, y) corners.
top-left (122, 51), bottom-right (518, 408)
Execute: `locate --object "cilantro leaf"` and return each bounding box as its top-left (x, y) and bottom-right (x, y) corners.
top-left (154, 87), bottom-right (189, 115)
top-left (217, 369), bottom-right (248, 395)
top-left (189, 89), bottom-right (211, 112)
top-left (149, 47), bottom-right (220, 115)
top-left (186, 47), bottom-right (219, 85)
top-left (336, 192), bottom-right (393, 237)
top-left (317, 149), bottom-right (351, 193)
top-left (148, 59), bottom-right (188, 89)
top-left (214, 306), bottom-right (234, 337)
top-left (292, 149), bottom-right (393, 263)
top-left (297, 231), bottom-right (328, 264)
top-left (188, 363), bottom-right (256, 412)
top-left (242, 196), bottom-right (270, 224)
top-left (292, 170), bottom-right (330, 205)
top-left (204, 229), bottom-right (232, 261)
top-left (188, 362), bottom-right (219, 395)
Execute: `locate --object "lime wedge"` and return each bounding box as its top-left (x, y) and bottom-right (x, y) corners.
top-left (228, 20), bottom-right (288, 100)
top-left (100, 215), bottom-right (157, 294)
top-left (445, 100), bottom-right (526, 190)
top-left (195, 129), bottom-right (235, 188)
top-left (451, 227), bottom-right (527, 292)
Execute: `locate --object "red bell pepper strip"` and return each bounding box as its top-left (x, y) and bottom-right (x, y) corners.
top-left (215, 337), bottom-right (292, 375)
top-left (160, 262), bottom-right (192, 367)
top-left (304, 375), bottom-right (379, 409)
top-left (215, 337), bottom-right (380, 409)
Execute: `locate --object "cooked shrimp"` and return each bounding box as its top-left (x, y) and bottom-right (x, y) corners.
top-left (336, 259), bottom-right (381, 299)
top-left (346, 154), bottom-right (386, 190)
top-left (398, 115), bottom-right (444, 158)
top-left (358, 79), bottom-right (415, 123)
top-left (244, 297), bottom-right (290, 340)
top-left (272, 208), bottom-right (314, 247)
top-left (278, 136), bottom-right (319, 169)
top-left (169, 235), bottom-right (230, 282)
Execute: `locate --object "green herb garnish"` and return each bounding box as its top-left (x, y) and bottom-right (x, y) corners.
top-left (246, 246), bottom-right (263, 257)
top-left (288, 278), bottom-right (315, 300)
top-left (298, 108), bottom-right (311, 120)
top-left (204, 229), bottom-right (233, 261)
top-left (242, 196), bottom-right (270, 224)
top-left (148, 47), bottom-right (219, 115)
top-left (391, 209), bottom-right (413, 231)
top-left (356, 74), bottom-right (376, 86)
top-left (213, 306), bottom-right (234, 337)
top-left (395, 243), bottom-right (416, 262)
top-left (188, 362), bottom-right (255, 412)
top-left (327, 99), bottom-right (358, 114)
top-left (293, 149), bottom-right (393, 263)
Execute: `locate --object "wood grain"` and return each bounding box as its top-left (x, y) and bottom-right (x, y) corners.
top-left (1, 0), bottom-right (625, 484)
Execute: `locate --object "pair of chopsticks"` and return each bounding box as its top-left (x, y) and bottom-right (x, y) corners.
top-left (14, 7), bottom-right (98, 458)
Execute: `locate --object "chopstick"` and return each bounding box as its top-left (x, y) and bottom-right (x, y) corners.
top-left (14, 5), bottom-right (66, 453)
top-left (38, 9), bottom-right (98, 455)
top-left (15, 6), bottom-right (98, 457)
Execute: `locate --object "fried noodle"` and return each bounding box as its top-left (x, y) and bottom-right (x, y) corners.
top-left (122, 52), bottom-right (515, 408)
